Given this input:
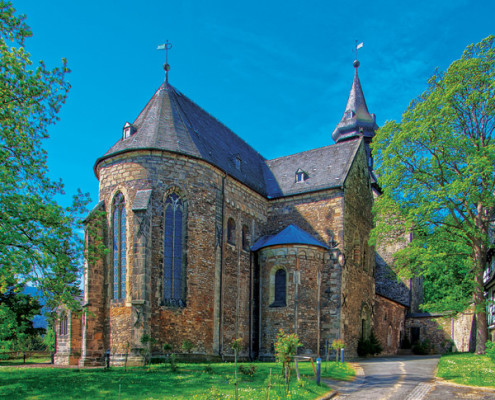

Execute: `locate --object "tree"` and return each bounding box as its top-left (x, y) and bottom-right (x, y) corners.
top-left (0, 1), bottom-right (89, 310)
top-left (371, 35), bottom-right (495, 354)
top-left (0, 284), bottom-right (44, 351)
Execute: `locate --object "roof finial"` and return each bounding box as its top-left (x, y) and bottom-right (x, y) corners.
top-left (157, 40), bottom-right (173, 83)
top-left (354, 41), bottom-right (363, 68)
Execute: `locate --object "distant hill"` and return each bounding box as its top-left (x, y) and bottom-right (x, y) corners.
top-left (23, 286), bottom-right (48, 330)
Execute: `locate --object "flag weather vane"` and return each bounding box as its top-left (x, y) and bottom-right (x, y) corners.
top-left (355, 40), bottom-right (363, 61)
top-left (157, 40), bottom-right (173, 83)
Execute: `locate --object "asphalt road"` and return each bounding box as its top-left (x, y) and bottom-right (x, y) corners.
top-left (326, 355), bottom-right (495, 400)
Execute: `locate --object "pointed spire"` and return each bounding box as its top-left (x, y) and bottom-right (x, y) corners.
top-left (332, 59), bottom-right (378, 145)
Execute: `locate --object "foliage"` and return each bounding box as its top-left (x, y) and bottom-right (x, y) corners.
top-left (0, 361), bottom-right (346, 399)
top-left (437, 352), bottom-right (495, 387)
top-left (181, 340), bottom-right (194, 353)
top-left (412, 339), bottom-right (431, 355)
top-left (0, 284), bottom-right (44, 351)
top-left (485, 341), bottom-right (495, 362)
top-left (0, 1), bottom-right (91, 310)
top-left (331, 339), bottom-right (345, 362)
top-left (357, 331), bottom-right (383, 357)
top-left (274, 329), bottom-right (302, 368)
top-left (371, 35), bottom-right (495, 353)
top-left (238, 364), bottom-right (257, 377)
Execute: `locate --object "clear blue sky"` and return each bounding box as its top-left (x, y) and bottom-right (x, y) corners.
top-left (14, 0), bottom-right (495, 210)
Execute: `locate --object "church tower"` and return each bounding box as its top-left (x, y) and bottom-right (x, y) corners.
top-left (332, 60), bottom-right (379, 169)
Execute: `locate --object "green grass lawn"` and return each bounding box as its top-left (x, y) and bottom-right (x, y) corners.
top-left (437, 352), bottom-right (495, 387)
top-left (0, 361), bottom-right (355, 399)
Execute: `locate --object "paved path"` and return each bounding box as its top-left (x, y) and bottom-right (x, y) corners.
top-left (326, 356), bottom-right (495, 400)
top-left (326, 355), bottom-right (439, 400)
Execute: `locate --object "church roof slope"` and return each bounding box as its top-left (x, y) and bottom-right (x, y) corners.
top-left (251, 224), bottom-right (330, 251)
top-left (265, 140), bottom-right (359, 198)
top-left (375, 253), bottom-right (410, 307)
top-left (96, 83), bottom-right (271, 196)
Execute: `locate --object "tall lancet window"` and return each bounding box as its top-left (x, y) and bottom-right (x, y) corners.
top-left (164, 192), bottom-right (186, 306)
top-left (112, 193), bottom-right (127, 300)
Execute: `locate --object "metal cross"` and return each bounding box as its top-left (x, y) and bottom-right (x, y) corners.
top-left (157, 40), bottom-right (173, 83)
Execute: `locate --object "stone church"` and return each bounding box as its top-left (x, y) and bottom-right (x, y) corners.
top-left (54, 59), bottom-right (458, 367)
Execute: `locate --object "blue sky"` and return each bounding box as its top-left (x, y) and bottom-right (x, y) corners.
top-left (14, 0), bottom-right (495, 209)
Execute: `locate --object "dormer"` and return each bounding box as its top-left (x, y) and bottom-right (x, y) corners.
top-left (234, 155), bottom-right (242, 171)
top-left (295, 168), bottom-right (309, 183)
top-left (122, 122), bottom-right (136, 140)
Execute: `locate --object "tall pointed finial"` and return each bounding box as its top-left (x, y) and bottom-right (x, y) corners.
top-left (157, 40), bottom-right (173, 83)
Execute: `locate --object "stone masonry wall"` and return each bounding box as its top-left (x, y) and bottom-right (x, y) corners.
top-left (257, 245), bottom-right (333, 358)
top-left (341, 141), bottom-right (375, 357)
top-left (96, 151), bottom-right (267, 360)
top-left (405, 309), bottom-right (475, 354)
top-left (374, 295), bottom-right (406, 355)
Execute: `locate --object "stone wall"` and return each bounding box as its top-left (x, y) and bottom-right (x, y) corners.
top-left (373, 295), bottom-right (407, 355)
top-left (54, 308), bottom-right (81, 366)
top-left (93, 151), bottom-right (268, 362)
top-left (257, 244), bottom-right (335, 358)
top-left (340, 141), bottom-right (375, 357)
top-left (405, 308), bottom-right (475, 353)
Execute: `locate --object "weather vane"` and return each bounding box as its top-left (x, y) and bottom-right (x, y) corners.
top-left (157, 40), bottom-right (173, 83)
top-left (355, 40), bottom-right (363, 61)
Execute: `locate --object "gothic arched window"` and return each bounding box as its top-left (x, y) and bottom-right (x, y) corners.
top-left (227, 218), bottom-right (236, 245)
top-left (59, 313), bottom-right (68, 336)
top-left (271, 269), bottom-right (287, 307)
top-left (164, 192), bottom-right (186, 306)
top-left (112, 192), bottom-right (127, 300)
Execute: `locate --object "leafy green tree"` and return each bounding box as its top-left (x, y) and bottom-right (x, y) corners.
top-left (0, 284), bottom-right (44, 351)
top-left (371, 35), bottom-right (495, 353)
top-left (0, 1), bottom-right (89, 309)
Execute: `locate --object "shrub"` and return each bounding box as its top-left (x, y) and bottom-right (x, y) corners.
top-left (357, 331), bottom-right (383, 357)
top-left (181, 340), bottom-right (194, 353)
top-left (238, 364), bottom-right (257, 376)
top-left (485, 341), bottom-right (495, 362)
top-left (412, 339), bottom-right (431, 355)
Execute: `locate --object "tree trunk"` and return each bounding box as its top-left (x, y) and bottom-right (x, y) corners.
top-left (474, 242), bottom-right (488, 354)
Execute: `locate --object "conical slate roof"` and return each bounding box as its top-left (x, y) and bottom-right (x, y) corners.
top-left (332, 60), bottom-right (378, 144)
top-left (251, 224), bottom-right (329, 251)
top-left (97, 82), bottom-right (271, 196)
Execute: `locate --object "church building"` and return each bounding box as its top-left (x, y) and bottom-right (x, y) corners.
top-left (54, 58), bottom-right (419, 366)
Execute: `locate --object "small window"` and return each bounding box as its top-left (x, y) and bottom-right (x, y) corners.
top-left (295, 169), bottom-right (308, 183)
top-left (59, 313), bottom-right (68, 336)
top-left (234, 156), bottom-right (242, 171)
top-left (271, 269), bottom-right (287, 307)
top-left (227, 218), bottom-right (236, 245)
top-left (345, 110), bottom-right (354, 119)
top-left (242, 225), bottom-right (250, 251)
top-left (122, 122), bottom-right (136, 139)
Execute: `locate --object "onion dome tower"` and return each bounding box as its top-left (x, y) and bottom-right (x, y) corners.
top-left (332, 59), bottom-right (378, 169)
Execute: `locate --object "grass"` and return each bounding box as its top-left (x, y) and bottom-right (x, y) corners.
top-left (0, 361), bottom-right (355, 399)
top-left (437, 352), bottom-right (495, 387)
top-left (0, 357), bottom-right (51, 367)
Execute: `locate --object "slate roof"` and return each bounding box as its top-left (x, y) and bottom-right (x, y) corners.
top-left (265, 140), bottom-right (359, 198)
top-left (97, 83), bottom-right (271, 196)
top-left (374, 253), bottom-right (410, 307)
top-left (96, 81), bottom-right (362, 200)
top-left (251, 224), bottom-right (330, 251)
top-left (332, 62), bottom-right (378, 144)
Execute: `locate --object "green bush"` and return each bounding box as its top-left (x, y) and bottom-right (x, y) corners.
top-left (357, 331), bottom-right (383, 357)
top-left (238, 364), bottom-right (257, 376)
top-left (412, 339), bottom-right (431, 355)
top-left (485, 341), bottom-right (495, 362)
